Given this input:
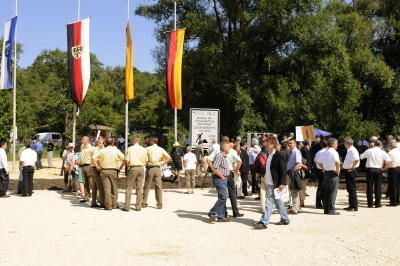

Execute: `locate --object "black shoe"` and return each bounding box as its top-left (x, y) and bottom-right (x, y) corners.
top-left (316, 206), bottom-right (324, 209)
top-left (237, 196), bottom-right (245, 199)
top-left (254, 222), bottom-right (267, 229)
top-left (91, 204), bottom-right (100, 208)
top-left (233, 213), bottom-right (244, 218)
top-left (80, 199), bottom-right (87, 203)
top-left (121, 208), bottom-right (130, 212)
top-left (327, 212), bottom-right (340, 215)
top-left (368, 205), bottom-right (374, 208)
top-left (277, 220), bottom-right (290, 225)
top-left (255, 197), bottom-right (260, 200)
top-left (344, 207), bottom-right (358, 212)
top-left (0, 195), bottom-right (10, 198)
top-left (99, 205), bottom-right (106, 208)
top-left (386, 203), bottom-right (398, 207)
top-left (375, 205), bottom-right (382, 208)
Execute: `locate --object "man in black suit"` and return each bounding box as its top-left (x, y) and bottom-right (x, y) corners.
top-left (254, 137), bottom-right (290, 229)
top-left (238, 142), bottom-right (250, 197)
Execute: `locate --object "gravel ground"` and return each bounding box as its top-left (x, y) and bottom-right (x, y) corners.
top-left (0, 185), bottom-right (399, 265)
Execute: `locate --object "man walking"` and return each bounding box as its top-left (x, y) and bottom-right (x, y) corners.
top-left (254, 137), bottom-right (290, 229)
top-left (314, 140), bottom-right (328, 209)
top-left (142, 137), bottom-right (171, 209)
top-left (123, 137), bottom-right (148, 212)
top-left (319, 138), bottom-right (341, 215)
top-left (46, 139), bottom-right (54, 168)
top-left (20, 139), bottom-right (37, 197)
top-left (93, 137), bottom-right (125, 210)
top-left (208, 142), bottom-right (231, 223)
top-left (80, 136), bottom-right (95, 199)
top-left (91, 139), bottom-right (105, 208)
top-left (387, 140), bottom-right (400, 206)
top-left (249, 145), bottom-right (261, 194)
top-left (0, 141), bottom-right (10, 198)
top-left (287, 139), bottom-right (303, 215)
top-left (33, 137), bottom-right (43, 170)
top-left (343, 138), bottom-right (360, 211)
top-left (360, 140), bottom-right (391, 208)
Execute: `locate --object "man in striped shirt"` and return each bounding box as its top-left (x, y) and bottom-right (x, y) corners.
top-left (208, 142), bottom-right (231, 223)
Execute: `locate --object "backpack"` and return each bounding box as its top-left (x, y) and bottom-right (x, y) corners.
top-left (253, 151), bottom-right (268, 174)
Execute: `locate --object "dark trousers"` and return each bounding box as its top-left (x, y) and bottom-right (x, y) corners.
top-left (345, 169), bottom-right (358, 209)
top-left (0, 169), bottom-right (9, 196)
top-left (250, 165), bottom-right (258, 193)
top-left (388, 167), bottom-right (400, 205)
top-left (241, 171), bottom-right (249, 195)
top-left (209, 175), bottom-right (228, 219)
top-left (315, 169), bottom-right (324, 207)
top-left (35, 151), bottom-right (43, 169)
top-left (22, 166), bottom-right (34, 196)
top-left (323, 171), bottom-right (339, 214)
top-left (366, 168), bottom-right (382, 207)
top-left (226, 172), bottom-right (239, 216)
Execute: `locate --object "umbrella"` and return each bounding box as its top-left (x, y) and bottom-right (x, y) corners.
top-left (314, 129), bottom-right (332, 137)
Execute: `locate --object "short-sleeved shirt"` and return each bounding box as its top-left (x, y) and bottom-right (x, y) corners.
top-left (314, 149), bottom-right (327, 170)
top-left (126, 144), bottom-right (148, 166)
top-left (287, 148), bottom-right (302, 171)
top-left (63, 151), bottom-right (76, 169)
top-left (93, 146), bottom-right (124, 169)
top-left (320, 148), bottom-right (340, 171)
top-left (388, 148), bottom-right (400, 168)
top-left (80, 144), bottom-right (95, 165)
top-left (47, 143), bottom-right (54, 152)
top-left (226, 149), bottom-right (242, 171)
top-left (249, 150), bottom-right (259, 165)
top-left (360, 147), bottom-right (391, 168)
top-left (146, 144), bottom-right (171, 167)
top-left (343, 146), bottom-right (360, 169)
top-left (91, 147), bottom-right (103, 167)
top-left (171, 148), bottom-right (184, 164)
top-left (20, 148), bottom-right (38, 167)
top-left (184, 152), bottom-right (197, 170)
top-left (33, 142), bottom-right (43, 152)
top-left (212, 152), bottom-right (230, 177)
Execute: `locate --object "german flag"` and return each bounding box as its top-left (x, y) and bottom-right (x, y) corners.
top-left (165, 29), bottom-right (185, 109)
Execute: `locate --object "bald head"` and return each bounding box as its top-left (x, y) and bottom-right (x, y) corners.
top-left (82, 136), bottom-right (90, 145)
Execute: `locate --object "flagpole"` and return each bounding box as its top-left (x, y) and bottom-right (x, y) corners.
top-left (72, 0), bottom-right (81, 145)
top-left (12, 0), bottom-right (18, 172)
top-left (173, 0), bottom-right (178, 143)
top-left (125, 0), bottom-right (130, 154)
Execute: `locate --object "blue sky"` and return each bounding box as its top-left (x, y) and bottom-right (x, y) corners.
top-left (0, 0), bottom-right (158, 72)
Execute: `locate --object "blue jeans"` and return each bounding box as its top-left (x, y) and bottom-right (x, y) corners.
top-left (209, 176), bottom-right (228, 219)
top-left (260, 187), bottom-right (290, 225)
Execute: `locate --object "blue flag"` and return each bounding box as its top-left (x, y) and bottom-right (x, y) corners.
top-left (0, 16), bottom-right (18, 90)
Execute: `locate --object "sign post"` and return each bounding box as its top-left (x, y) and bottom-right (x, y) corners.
top-left (189, 108), bottom-right (220, 147)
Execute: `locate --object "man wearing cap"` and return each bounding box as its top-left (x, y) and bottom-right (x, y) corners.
top-left (123, 136), bottom-right (148, 211)
top-left (142, 137), bottom-right (171, 209)
top-left (80, 136), bottom-right (95, 199)
top-left (93, 137), bottom-right (125, 210)
top-left (90, 138), bottom-right (105, 208)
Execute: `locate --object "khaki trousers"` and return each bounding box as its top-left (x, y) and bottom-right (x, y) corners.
top-left (125, 166), bottom-right (145, 210)
top-left (100, 169), bottom-right (118, 210)
top-left (142, 167), bottom-right (163, 208)
top-left (91, 167), bottom-right (105, 206)
top-left (299, 179), bottom-right (307, 202)
top-left (185, 169), bottom-right (196, 188)
top-left (81, 165), bottom-right (92, 198)
top-left (291, 190), bottom-right (301, 213)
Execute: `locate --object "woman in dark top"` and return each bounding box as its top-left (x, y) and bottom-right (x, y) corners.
top-left (171, 142), bottom-right (184, 183)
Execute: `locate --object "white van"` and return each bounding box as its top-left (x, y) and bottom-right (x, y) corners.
top-left (31, 132), bottom-right (62, 144)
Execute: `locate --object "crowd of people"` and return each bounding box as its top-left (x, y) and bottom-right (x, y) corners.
top-left (207, 133), bottom-right (400, 229)
top-left (0, 133), bottom-right (400, 227)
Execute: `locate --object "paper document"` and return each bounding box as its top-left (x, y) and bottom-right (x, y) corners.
top-left (274, 186), bottom-right (289, 200)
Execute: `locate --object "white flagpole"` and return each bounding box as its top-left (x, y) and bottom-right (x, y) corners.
top-left (12, 0), bottom-right (18, 172)
top-left (72, 0), bottom-right (81, 145)
top-left (125, 0), bottom-right (130, 154)
top-left (173, 0), bottom-right (178, 143)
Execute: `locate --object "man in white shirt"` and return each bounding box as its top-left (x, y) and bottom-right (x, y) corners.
top-left (184, 146), bottom-right (197, 194)
top-left (0, 141), bottom-right (10, 198)
top-left (20, 139), bottom-right (38, 197)
top-left (314, 140), bottom-right (328, 209)
top-left (387, 140), bottom-right (400, 206)
top-left (319, 138), bottom-right (341, 215)
top-left (342, 138), bottom-right (360, 211)
top-left (360, 140), bottom-right (391, 208)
